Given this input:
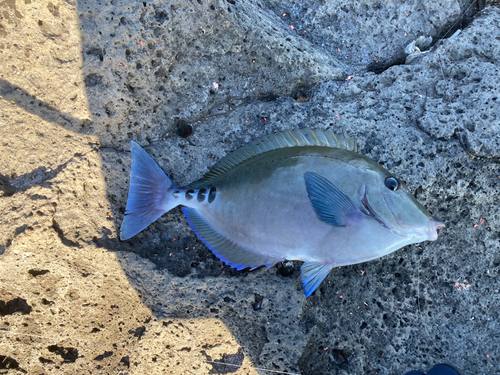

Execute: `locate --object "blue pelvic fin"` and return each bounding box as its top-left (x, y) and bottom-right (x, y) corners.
top-left (301, 262), bottom-right (334, 297)
top-left (182, 207), bottom-right (282, 270)
top-left (304, 172), bottom-right (362, 227)
top-left (120, 141), bottom-right (178, 240)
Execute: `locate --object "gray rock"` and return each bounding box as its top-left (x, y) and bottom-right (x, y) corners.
top-left (78, 0), bottom-right (346, 147)
top-left (265, 0), bottom-right (462, 72)
top-left (418, 7), bottom-right (500, 157)
top-left (1, 0), bottom-right (499, 374)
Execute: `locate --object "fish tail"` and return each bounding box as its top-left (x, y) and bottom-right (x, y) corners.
top-left (120, 141), bottom-right (178, 240)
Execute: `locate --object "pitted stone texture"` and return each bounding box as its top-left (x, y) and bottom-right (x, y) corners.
top-left (117, 251), bottom-right (307, 374)
top-left (1, 0), bottom-right (500, 374)
top-left (0, 101), bottom-right (104, 250)
top-left (78, 0), bottom-right (346, 148)
top-left (265, 0), bottom-right (462, 72)
top-left (418, 7), bottom-right (500, 158)
top-left (103, 7), bottom-right (500, 374)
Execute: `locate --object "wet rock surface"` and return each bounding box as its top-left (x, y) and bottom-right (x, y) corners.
top-left (1, 0), bottom-right (499, 374)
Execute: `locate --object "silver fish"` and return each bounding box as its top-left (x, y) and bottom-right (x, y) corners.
top-left (120, 129), bottom-right (444, 297)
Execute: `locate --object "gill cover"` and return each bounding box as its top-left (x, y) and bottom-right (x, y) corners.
top-left (364, 172), bottom-right (435, 241)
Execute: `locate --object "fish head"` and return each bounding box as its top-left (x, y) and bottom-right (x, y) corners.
top-left (361, 168), bottom-right (444, 242)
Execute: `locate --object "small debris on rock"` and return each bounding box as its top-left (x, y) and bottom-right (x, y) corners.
top-left (252, 294), bottom-right (264, 311)
top-left (330, 348), bottom-right (348, 365)
top-left (177, 123), bottom-right (193, 138)
top-left (278, 261), bottom-right (294, 277)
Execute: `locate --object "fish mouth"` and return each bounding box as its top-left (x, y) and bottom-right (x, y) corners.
top-left (428, 219), bottom-right (445, 241)
top-left (361, 186), bottom-right (445, 240)
top-left (361, 185), bottom-right (394, 232)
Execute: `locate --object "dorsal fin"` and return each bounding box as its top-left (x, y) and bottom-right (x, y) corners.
top-left (191, 129), bottom-right (357, 188)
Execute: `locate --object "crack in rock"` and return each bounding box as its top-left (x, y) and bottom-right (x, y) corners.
top-left (51, 218), bottom-right (81, 248)
top-left (0, 154), bottom-right (88, 197)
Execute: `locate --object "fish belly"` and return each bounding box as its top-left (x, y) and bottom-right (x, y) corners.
top-left (194, 153), bottom-right (351, 263)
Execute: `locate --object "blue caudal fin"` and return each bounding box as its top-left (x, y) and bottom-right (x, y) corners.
top-left (120, 141), bottom-right (178, 240)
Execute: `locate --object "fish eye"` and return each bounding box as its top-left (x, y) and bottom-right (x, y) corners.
top-left (384, 176), bottom-right (400, 191)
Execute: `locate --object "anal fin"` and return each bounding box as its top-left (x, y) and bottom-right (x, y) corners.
top-left (182, 207), bottom-right (281, 270)
top-left (301, 262), bottom-right (334, 297)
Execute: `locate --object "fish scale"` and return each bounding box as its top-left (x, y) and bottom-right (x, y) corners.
top-left (120, 129), bottom-right (443, 297)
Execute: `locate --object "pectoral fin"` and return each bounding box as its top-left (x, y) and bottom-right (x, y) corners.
top-left (301, 262), bottom-right (334, 297)
top-left (304, 172), bottom-right (363, 227)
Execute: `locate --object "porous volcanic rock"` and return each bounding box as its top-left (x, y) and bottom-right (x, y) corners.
top-left (1, 0), bottom-right (499, 374)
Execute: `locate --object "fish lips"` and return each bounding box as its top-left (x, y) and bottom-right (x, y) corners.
top-left (428, 219), bottom-right (445, 241)
top-left (361, 186), bottom-right (444, 241)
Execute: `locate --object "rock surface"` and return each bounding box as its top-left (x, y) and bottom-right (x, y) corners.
top-left (1, 0), bottom-right (499, 374)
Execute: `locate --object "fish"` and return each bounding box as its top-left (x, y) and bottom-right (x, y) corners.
top-left (120, 128), bottom-right (444, 297)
